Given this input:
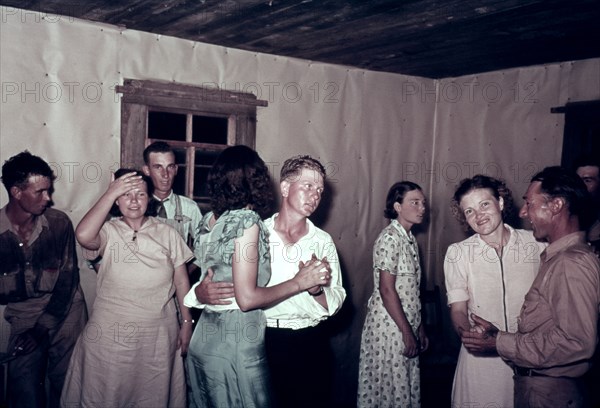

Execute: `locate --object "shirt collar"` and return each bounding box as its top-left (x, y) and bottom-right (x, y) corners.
top-left (0, 206), bottom-right (10, 234)
top-left (115, 215), bottom-right (153, 232)
top-left (0, 205), bottom-right (49, 238)
top-left (474, 223), bottom-right (517, 247)
top-left (153, 190), bottom-right (174, 203)
top-left (541, 231), bottom-right (586, 261)
top-left (390, 218), bottom-right (414, 241)
top-left (269, 212), bottom-right (316, 242)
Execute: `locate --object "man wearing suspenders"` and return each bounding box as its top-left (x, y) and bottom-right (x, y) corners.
top-left (142, 142), bottom-right (202, 272)
top-left (142, 142), bottom-right (203, 404)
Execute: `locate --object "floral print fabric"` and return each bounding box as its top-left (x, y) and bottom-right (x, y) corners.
top-left (358, 219), bottom-right (422, 408)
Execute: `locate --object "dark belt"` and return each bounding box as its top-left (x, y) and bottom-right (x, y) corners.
top-left (513, 366), bottom-right (547, 377)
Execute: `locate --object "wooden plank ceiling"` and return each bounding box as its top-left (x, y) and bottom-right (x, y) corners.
top-left (2, 0), bottom-right (600, 78)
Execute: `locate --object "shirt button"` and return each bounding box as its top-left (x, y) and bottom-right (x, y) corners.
top-left (19, 242), bottom-right (24, 247)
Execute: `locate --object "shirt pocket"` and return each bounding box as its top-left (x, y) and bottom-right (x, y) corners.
top-left (35, 267), bottom-right (60, 293)
top-left (518, 288), bottom-right (549, 332)
top-left (0, 267), bottom-right (25, 303)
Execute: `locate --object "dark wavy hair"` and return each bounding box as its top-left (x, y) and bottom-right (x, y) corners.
top-left (451, 175), bottom-right (516, 233)
top-left (384, 181), bottom-right (422, 219)
top-left (109, 168), bottom-right (155, 217)
top-left (573, 154), bottom-right (600, 171)
top-left (207, 145), bottom-right (274, 218)
top-left (143, 141), bottom-right (175, 165)
top-left (531, 166), bottom-right (594, 230)
top-left (2, 151), bottom-right (55, 193)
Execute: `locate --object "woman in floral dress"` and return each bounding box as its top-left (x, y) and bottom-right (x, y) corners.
top-left (358, 181), bottom-right (429, 408)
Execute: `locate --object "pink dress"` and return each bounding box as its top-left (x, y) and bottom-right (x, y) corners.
top-left (444, 225), bottom-right (546, 408)
top-left (61, 217), bottom-right (193, 407)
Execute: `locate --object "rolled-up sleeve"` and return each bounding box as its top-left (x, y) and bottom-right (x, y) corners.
top-left (183, 281), bottom-right (205, 309)
top-left (444, 243), bottom-right (470, 305)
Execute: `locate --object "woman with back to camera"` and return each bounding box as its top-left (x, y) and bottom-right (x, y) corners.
top-left (358, 181), bottom-right (429, 408)
top-left (444, 175), bottom-right (546, 407)
top-left (61, 169), bottom-right (193, 407)
top-left (185, 145), bottom-right (330, 408)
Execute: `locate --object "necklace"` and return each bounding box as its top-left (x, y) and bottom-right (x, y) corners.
top-left (121, 216), bottom-right (145, 241)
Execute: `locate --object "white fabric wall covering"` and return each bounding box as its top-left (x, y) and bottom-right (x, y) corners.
top-left (428, 62), bottom-right (600, 296)
top-left (0, 11), bottom-right (124, 316)
top-left (1, 6), bottom-right (599, 405)
top-left (565, 59), bottom-right (600, 101)
top-left (431, 66), bottom-right (565, 283)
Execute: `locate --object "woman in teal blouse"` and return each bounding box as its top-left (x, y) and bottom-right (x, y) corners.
top-left (186, 145), bottom-right (329, 408)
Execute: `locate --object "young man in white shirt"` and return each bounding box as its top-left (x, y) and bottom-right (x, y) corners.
top-left (191, 155), bottom-right (346, 407)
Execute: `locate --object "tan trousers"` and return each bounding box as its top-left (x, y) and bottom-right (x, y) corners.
top-left (514, 375), bottom-right (586, 408)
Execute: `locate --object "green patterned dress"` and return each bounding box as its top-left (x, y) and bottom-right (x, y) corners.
top-left (187, 209), bottom-right (272, 408)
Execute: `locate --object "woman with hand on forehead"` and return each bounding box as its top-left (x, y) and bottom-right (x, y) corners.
top-left (444, 175), bottom-right (546, 408)
top-left (61, 169), bottom-right (194, 407)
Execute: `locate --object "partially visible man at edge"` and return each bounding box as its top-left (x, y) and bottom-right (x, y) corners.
top-left (0, 151), bottom-right (88, 407)
top-left (461, 166), bottom-right (600, 408)
top-left (575, 155), bottom-right (600, 253)
top-left (188, 154), bottom-right (347, 408)
top-left (574, 155), bottom-right (600, 407)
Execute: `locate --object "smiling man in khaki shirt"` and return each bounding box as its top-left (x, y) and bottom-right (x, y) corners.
top-left (461, 166), bottom-right (600, 408)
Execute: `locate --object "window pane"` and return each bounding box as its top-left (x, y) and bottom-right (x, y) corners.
top-left (193, 149), bottom-right (222, 200)
top-left (172, 167), bottom-right (187, 195)
top-left (192, 115), bottom-right (228, 144)
top-left (172, 148), bottom-right (187, 164)
top-left (171, 148), bottom-right (188, 196)
top-left (148, 111), bottom-right (187, 141)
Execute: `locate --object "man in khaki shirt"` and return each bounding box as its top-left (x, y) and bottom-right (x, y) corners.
top-left (462, 166), bottom-right (600, 408)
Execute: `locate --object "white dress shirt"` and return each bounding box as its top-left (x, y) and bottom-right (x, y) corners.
top-left (184, 213), bottom-right (346, 329)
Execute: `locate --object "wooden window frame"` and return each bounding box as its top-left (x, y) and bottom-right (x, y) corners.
top-left (117, 79), bottom-right (268, 208)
